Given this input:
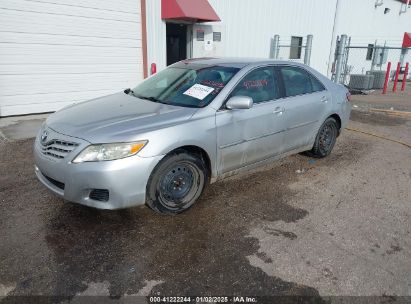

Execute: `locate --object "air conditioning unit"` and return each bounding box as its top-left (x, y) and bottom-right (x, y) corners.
top-left (366, 71), bottom-right (386, 89)
top-left (348, 74), bottom-right (374, 90)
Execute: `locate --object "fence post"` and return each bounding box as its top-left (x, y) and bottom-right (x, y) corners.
top-left (401, 62), bottom-right (409, 91)
top-left (304, 35), bottom-right (313, 66)
top-left (383, 62), bottom-right (391, 94)
top-left (334, 34), bottom-right (348, 84)
top-left (393, 62), bottom-right (401, 92)
top-left (272, 35), bottom-right (280, 59)
top-left (370, 39), bottom-right (378, 71)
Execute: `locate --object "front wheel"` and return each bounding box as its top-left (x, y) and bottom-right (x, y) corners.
top-left (309, 117), bottom-right (338, 158)
top-left (146, 152), bottom-right (207, 214)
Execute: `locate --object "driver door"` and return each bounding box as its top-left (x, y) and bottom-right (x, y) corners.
top-left (216, 66), bottom-right (287, 174)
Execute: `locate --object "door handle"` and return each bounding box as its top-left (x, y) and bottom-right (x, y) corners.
top-left (273, 107), bottom-right (284, 115)
top-left (321, 96), bottom-right (328, 103)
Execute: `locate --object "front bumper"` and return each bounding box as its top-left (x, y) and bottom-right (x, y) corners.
top-left (34, 129), bottom-right (163, 210)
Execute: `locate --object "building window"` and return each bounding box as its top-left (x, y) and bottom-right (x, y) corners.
top-left (196, 30), bottom-right (204, 41)
top-left (366, 44), bottom-right (374, 60)
top-left (213, 32), bottom-right (221, 42)
top-left (289, 36), bottom-right (303, 59)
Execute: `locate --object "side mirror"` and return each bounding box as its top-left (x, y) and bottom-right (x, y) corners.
top-left (226, 96), bottom-right (253, 110)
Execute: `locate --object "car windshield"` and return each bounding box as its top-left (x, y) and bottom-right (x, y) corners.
top-left (131, 63), bottom-right (240, 108)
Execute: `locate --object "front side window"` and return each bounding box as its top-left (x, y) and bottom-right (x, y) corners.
top-left (229, 67), bottom-right (280, 103)
top-left (131, 64), bottom-right (240, 108)
top-left (280, 66), bottom-right (313, 97)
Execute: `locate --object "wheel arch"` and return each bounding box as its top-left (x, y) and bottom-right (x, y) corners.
top-left (165, 145), bottom-right (212, 182)
top-left (328, 113), bottom-right (342, 135)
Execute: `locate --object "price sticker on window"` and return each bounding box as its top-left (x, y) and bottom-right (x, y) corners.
top-left (183, 84), bottom-right (214, 100)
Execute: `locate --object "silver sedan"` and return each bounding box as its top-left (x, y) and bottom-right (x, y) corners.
top-left (34, 58), bottom-right (351, 214)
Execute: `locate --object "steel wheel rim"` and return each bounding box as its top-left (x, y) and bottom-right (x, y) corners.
top-left (318, 122), bottom-right (335, 154)
top-left (159, 161), bottom-right (200, 208)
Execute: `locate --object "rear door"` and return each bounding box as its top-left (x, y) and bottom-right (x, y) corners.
top-left (278, 65), bottom-right (330, 151)
top-left (216, 66), bottom-right (287, 173)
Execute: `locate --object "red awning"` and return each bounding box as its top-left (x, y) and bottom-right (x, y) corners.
top-left (161, 0), bottom-right (220, 23)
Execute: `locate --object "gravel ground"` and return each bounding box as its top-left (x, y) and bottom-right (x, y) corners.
top-left (0, 110), bottom-right (410, 302)
top-left (350, 81), bottom-right (411, 112)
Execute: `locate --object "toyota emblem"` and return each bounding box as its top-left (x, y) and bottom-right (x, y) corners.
top-left (41, 130), bottom-right (48, 143)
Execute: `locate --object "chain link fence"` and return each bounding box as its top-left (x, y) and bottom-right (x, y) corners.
top-left (332, 35), bottom-right (411, 91)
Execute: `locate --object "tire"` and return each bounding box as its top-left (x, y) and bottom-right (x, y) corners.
top-left (308, 117), bottom-right (338, 158)
top-left (146, 151), bottom-right (207, 214)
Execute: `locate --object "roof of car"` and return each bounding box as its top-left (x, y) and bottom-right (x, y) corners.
top-left (179, 57), bottom-right (305, 68)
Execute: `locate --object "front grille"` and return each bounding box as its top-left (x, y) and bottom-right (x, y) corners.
top-left (40, 139), bottom-right (79, 159)
top-left (89, 189), bottom-right (109, 202)
top-left (43, 174), bottom-right (65, 190)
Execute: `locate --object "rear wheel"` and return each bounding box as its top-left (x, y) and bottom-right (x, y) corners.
top-left (309, 117), bottom-right (338, 158)
top-left (146, 152), bottom-right (207, 214)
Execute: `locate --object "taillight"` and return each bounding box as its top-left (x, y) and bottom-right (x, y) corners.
top-left (346, 92), bottom-right (351, 102)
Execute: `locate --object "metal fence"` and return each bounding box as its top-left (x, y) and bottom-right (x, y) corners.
top-left (332, 35), bottom-right (411, 90)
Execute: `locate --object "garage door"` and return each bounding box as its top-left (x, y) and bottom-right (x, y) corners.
top-left (0, 0), bottom-right (143, 116)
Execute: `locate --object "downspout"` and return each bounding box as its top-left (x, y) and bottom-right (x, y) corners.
top-left (327, 0), bottom-right (341, 77)
top-left (140, 0), bottom-right (148, 78)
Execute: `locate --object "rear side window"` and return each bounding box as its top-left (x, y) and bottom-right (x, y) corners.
top-left (230, 67), bottom-right (280, 103)
top-left (310, 75), bottom-right (326, 92)
top-left (280, 66), bottom-right (313, 97)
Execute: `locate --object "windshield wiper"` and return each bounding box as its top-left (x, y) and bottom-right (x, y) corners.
top-left (128, 92), bottom-right (171, 105)
top-left (139, 96), bottom-right (160, 102)
top-left (134, 95), bottom-right (166, 103)
top-left (124, 90), bottom-right (160, 103)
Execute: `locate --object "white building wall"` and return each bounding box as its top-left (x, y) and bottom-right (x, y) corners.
top-left (146, 0), bottom-right (411, 77)
top-left (146, 0), bottom-right (167, 75)
top-left (0, 0), bottom-right (143, 116)
top-left (3, 0), bottom-right (411, 116)
top-left (332, 0), bottom-right (411, 75)
top-left (206, 0), bottom-right (337, 75)
top-left (335, 0), bottom-right (410, 46)
top-left (146, 0), bottom-right (338, 75)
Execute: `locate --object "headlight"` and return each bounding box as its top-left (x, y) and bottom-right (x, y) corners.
top-left (72, 141), bottom-right (147, 163)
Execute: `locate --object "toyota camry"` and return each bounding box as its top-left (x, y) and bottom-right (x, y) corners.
top-left (34, 58), bottom-right (351, 214)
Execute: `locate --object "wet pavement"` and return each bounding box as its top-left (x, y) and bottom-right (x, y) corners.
top-left (0, 111), bottom-right (410, 301)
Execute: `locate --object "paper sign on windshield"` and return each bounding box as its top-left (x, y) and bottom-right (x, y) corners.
top-left (183, 84), bottom-right (214, 100)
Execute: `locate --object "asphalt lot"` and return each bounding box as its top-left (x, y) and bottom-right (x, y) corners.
top-left (0, 108), bottom-right (410, 302)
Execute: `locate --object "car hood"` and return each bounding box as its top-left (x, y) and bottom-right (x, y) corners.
top-left (46, 92), bottom-right (198, 143)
